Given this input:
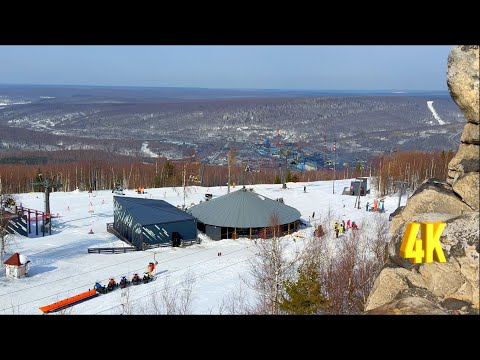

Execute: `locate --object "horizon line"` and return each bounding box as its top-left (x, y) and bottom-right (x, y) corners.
top-left (0, 82), bottom-right (449, 93)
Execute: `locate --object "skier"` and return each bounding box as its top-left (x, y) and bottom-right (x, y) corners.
top-left (312, 211), bottom-right (315, 219)
top-left (366, 202), bottom-right (370, 212)
top-left (346, 219), bottom-right (351, 229)
top-left (304, 186), bottom-right (306, 193)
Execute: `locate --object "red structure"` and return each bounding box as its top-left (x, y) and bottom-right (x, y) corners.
top-left (14, 206), bottom-right (52, 236)
top-left (39, 289), bottom-right (98, 313)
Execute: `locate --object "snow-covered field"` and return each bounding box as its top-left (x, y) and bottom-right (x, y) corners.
top-left (0, 179), bottom-right (406, 315)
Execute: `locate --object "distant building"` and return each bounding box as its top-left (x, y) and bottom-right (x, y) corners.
top-left (187, 187), bottom-right (301, 240)
top-left (113, 197), bottom-right (197, 249)
top-left (296, 162), bottom-right (317, 171)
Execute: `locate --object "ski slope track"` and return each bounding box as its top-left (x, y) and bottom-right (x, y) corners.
top-left (427, 101), bottom-right (446, 125)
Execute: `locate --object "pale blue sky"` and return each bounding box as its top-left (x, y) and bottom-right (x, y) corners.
top-left (0, 46), bottom-right (452, 90)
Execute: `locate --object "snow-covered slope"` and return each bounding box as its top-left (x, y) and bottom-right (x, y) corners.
top-left (427, 101), bottom-right (446, 125)
top-left (0, 179), bottom-right (405, 314)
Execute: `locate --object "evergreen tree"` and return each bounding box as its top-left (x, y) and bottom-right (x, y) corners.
top-left (280, 264), bottom-right (328, 314)
top-left (34, 168), bottom-right (43, 192)
top-left (286, 169), bottom-right (292, 182)
top-left (274, 175), bottom-right (281, 184)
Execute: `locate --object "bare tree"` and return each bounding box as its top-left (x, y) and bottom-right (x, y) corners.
top-left (249, 213), bottom-right (293, 314)
top-left (159, 275), bottom-right (178, 315)
top-left (176, 269), bottom-right (196, 315)
top-left (56, 306), bottom-right (75, 315)
top-left (217, 280), bottom-right (252, 315)
top-left (119, 286), bottom-right (134, 315)
top-left (148, 270), bottom-right (197, 315)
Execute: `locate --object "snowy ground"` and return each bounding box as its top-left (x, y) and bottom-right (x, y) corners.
top-left (0, 179), bottom-right (407, 315)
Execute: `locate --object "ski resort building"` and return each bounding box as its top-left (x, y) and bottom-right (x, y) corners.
top-left (112, 197), bottom-right (197, 249)
top-left (187, 187), bottom-right (301, 240)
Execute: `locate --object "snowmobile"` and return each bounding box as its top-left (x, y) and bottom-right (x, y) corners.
top-left (131, 274), bottom-right (142, 285)
top-left (107, 279), bottom-right (118, 292)
top-left (119, 277), bottom-right (130, 288)
top-left (94, 282), bottom-right (108, 294)
top-left (142, 272), bottom-right (154, 284)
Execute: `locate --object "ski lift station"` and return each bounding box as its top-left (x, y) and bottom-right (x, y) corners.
top-left (343, 177), bottom-right (370, 196)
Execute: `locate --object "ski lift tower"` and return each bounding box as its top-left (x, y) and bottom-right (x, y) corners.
top-left (332, 141), bottom-right (337, 194)
top-left (32, 175), bottom-right (63, 234)
top-left (280, 147), bottom-right (291, 189)
top-left (394, 181), bottom-right (409, 209)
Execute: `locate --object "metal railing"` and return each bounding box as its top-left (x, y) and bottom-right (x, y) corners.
top-left (87, 247), bottom-right (138, 254)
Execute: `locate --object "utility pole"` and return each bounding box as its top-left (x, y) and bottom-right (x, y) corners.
top-left (354, 180), bottom-right (361, 209)
top-left (182, 163), bottom-right (186, 210)
top-left (227, 152), bottom-right (231, 194)
top-left (200, 159), bottom-right (207, 186)
top-left (333, 141), bottom-right (336, 194)
top-left (0, 178), bottom-right (6, 263)
top-left (281, 147), bottom-right (290, 189)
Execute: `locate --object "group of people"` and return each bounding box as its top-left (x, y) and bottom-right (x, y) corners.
top-left (366, 199), bottom-right (384, 212)
top-left (333, 219), bottom-right (358, 238)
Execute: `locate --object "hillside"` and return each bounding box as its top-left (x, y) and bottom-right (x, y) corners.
top-left (0, 87), bottom-right (464, 166)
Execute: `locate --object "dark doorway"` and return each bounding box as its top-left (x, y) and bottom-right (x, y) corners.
top-left (172, 231), bottom-right (183, 247)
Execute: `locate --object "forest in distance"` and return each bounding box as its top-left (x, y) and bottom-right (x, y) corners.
top-left (0, 148), bottom-right (455, 198)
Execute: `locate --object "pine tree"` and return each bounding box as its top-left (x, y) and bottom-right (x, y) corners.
top-left (286, 169), bottom-right (292, 182)
top-left (280, 264), bottom-right (328, 315)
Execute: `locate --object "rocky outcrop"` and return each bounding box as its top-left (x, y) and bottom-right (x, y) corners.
top-left (452, 173), bottom-right (479, 211)
top-left (446, 46), bottom-right (479, 211)
top-left (447, 45), bottom-right (479, 124)
top-left (368, 45), bottom-right (480, 315)
top-left (367, 296), bottom-right (448, 315)
top-left (366, 212), bottom-right (479, 314)
top-left (460, 123), bottom-right (479, 145)
top-left (389, 178), bottom-right (472, 235)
